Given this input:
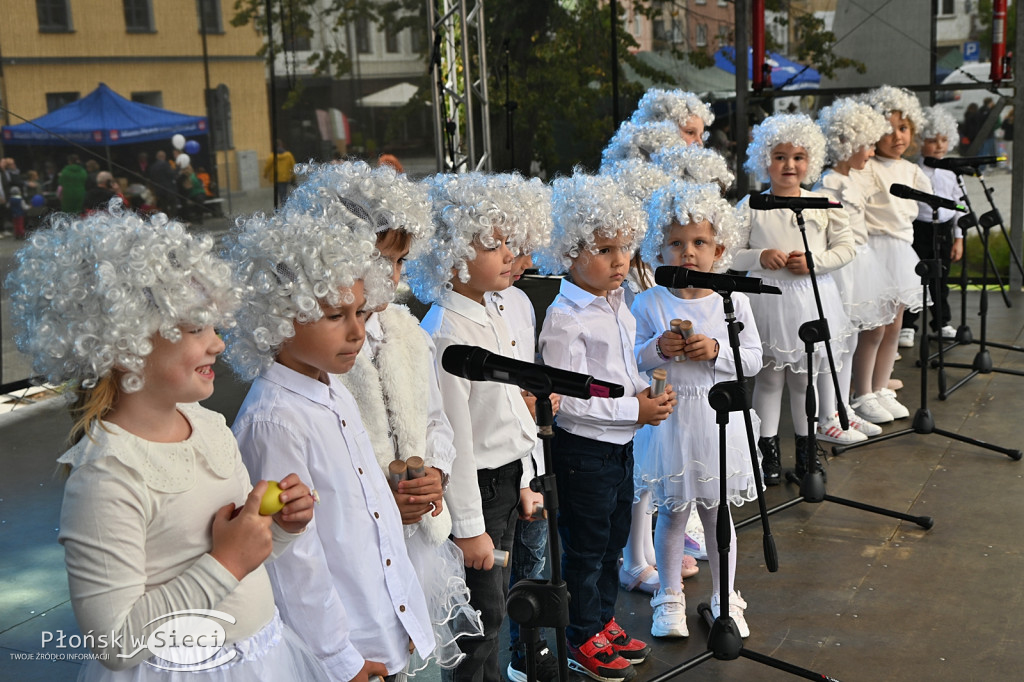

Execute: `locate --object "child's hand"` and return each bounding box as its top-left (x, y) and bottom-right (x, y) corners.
top-left (272, 473), bottom-right (316, 533)
top-left (519, 487), bottom-right (544, 521)
top-left (550, 393), bottom-right (561, 415)
top-left (637, 385), bottom-right (676, 426)
top-left (521, 390), bottom-right (538, 419)
top-left (396, 466), bottom-right (445, 523)
top-left (785, 250), bottom-right (809, 274)
top-left (760, 248), bottom-right (789, 270)
top-left (453, 533), bottom-right (496, 570)
top-left (951, 237), bottom-right (964, 262)
top-left (657, 330), bottom-right (686, 359)
top-left (210, 481), bottom-right (274, 581)
top-left (683, 334), bottom-right (720, 362)
top-left (349, 659), bottom-right (389, 682)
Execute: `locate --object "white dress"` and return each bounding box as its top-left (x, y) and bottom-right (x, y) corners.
top-left (57, 403), bottom-right (328, 682)
top-left (631, 288), bottom-right (763, 510)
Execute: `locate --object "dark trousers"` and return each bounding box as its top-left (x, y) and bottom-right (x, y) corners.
top-left (508, 515), bottom-right (549, 652)
top-left (904, 218), bottom-right (954, 331)
top-left (445, 459), bottom-right (523, 682)
top-left (552, 426), bottom-right (634, 646)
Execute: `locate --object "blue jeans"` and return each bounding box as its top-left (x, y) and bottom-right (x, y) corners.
top-left (444, 459), bottom-right (522, 682)
top-left (508, 514), bottom-right (549, 651)
top-left (552, 426), bottom-right (634, 646)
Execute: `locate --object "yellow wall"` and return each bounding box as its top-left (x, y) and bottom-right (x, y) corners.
top-left (0, 0), bottom-right (272, 190)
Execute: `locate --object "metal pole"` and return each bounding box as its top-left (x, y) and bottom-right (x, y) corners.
top-left (263, 0), bottom-right (279, 208)
top-left (1011, 1), bottom-right (1023, 290)
top-left (735, 0), bottom-right (750, 198)
top-left (611, 0), bottom-right (620, 127)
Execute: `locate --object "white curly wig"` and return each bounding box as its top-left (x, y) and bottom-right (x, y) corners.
top-left (405, 172), bottom-right (528, 304)
top-left (630, 89), bottom-right (714, 134)
top-left (650, 144), bottom-right (736, 190)
top-left (534, 169), bottom-right (648, 276)
top-left (221, 209), bottom-right (394, 380)
top-left (919, 105), bottom-right (960, 144)
top-left (640, 181), bottom-right (744, 273)
top-left (6, 203), bottom-right (239, 393)
top-left (284, 159), bottom-right (434, 258)
top-left (816, 98), bottom-right (890, 164)
top-left (601, 158), bottom-right (672, 207)
top-left (860, 85), bottom-right (926, 136)
top-left (601, 120), bottom-right (687, 166)
top-left (491, 172), bottom-right (553, 256)
top-left (745, 113), bottom-right (827, 184)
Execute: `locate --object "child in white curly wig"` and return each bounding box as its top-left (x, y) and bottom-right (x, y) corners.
top-left (7, 206), bottom-right (324, 681)
top-left (847, 85), bottom-right (931, 425)
top-left (601, 120), bottom-right (687, 167)
top-left (736, 113), bottom-right (857, 485)
top-left (901, 105), bottom-right (966, 344)
top-left (285, 160), bottom-right (485, 675)
top-left (412, 171), bottom-right (538, 682)
top-left (813, 97), bottom-right (894, 443)
top-left (629, 88), bottom-right (714, 146)
top-left (536, 171), bottom-right (675, 681)
top-left (225, 210), bottom-right (438, 682)
top-left (632, 180), bottom-right (761, 639)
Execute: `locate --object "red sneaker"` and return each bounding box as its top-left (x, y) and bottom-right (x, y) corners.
top-left (600, 619), bottom-right (651, 664)
top-left (567, 633), bottom-right (636, 682)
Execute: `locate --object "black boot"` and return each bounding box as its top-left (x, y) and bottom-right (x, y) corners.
top-left (759, 435), bottom-right (781, 486)
top-left (794, 435), bottom-right (827, 482)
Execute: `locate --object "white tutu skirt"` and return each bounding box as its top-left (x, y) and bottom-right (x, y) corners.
top-left (403, 529), bottom-right (484, 676)
top-left (750, 273), bottom-right (853, 374)
top-left (869, 233), bottom-right (926, 313)
top-left (634, 388), bottom-right (762, 511)
top-left (833, 243), bottom-right (898, 331)
top-left (75, 610), bottom-right (329, 682)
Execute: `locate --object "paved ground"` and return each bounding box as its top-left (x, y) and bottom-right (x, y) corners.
top-left (1, 282), bottom-right (1023, 681)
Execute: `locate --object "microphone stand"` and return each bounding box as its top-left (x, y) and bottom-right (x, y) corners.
top-left (738, 208), bottom-right (934, 533)
top-left (645, 290), bottom-right (855, 681)
top-left (833, 205), bottom-right (1022, 462)
top-left (934, 170), bottom-right (1024, 399)
top-left (506, 377), bottom-right (569, 682)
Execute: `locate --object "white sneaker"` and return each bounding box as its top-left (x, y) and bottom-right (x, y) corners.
top-left (940, 325), bottom-right (957, 339)
top-left (898, 328), bottom-right (916, 348)
top-left (684, 509), bottom-right (708, 560)
top-left (817, 413), bottom-right (868, 444)
top-left (876, 388), bottom-right (910, 419)
top-left (846, 407), bottom-right (883, 437)
top-left (711, 591), bottom-right (750, 638)
top-left (851, 392), bottom-right (895, 424)
top-left (651, 589), bottom-right (688, 637)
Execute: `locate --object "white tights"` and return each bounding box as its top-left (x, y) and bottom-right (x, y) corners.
top-left (753, 364), bottom-right (809, 437)
top-left (655, 504), bottom-right (736, 596)
top-left (853, 307), bottom-right (904, 396)
top-left (623, 491), bottom-right (656, 570)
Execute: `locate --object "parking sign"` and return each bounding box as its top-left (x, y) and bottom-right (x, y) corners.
top-left (964, 41), bottom-right (980, 62)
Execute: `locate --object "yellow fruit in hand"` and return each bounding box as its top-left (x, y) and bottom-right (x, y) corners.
top-left (259, 481), bottom-right (285, 516)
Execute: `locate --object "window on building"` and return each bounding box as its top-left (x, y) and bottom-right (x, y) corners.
top-left (283, 25), bottom-right (311, 52)
top-left (633, 14), bottom-right (642, 37)
top-left (696, 24), bottom-right (708, 47)
top-left (37, 0), bottom-right (72, 32)
top-left (696, 0), bottom-right (707, 5)
top-left (124, 0), bottom-right (154, 32)
top-left (411, 25), bottom-right (428, 54)
top-left (46, 92), bottom-right (79, 112)
top-left (196, 0), bottom-right (223, 34)
top-left (719, 0), bottom-right (728, 6)
top-left (385, 26), bottom-right (400, 54)
top-left (935, 0), bottom-right (956, 15)
top-left (131, 91), bottom-right (163, 108)
top-left (356, 16), bottom-right (372, 54)
top-left (718, 24), bottom-right (729, 45)
top-left (652, 15), bottom-right (667, 42)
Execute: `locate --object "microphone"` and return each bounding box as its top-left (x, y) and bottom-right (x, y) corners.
top-left (441, 345), bottom-right (625, 399)
top-left (923, 155), bottom-right (1005, 174)
top-left (889, 183), bottom-right (966, 212)
top-left (749, 194), bottom-right (843, 211)
top-left (654, 266), bottom-right (782, 295)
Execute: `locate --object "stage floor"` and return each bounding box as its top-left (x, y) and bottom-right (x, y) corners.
top-left (2, 287), bottom-right (1022, 681)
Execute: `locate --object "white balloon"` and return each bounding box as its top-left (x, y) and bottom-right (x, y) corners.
top-left (171, 134), bottom-right (186, 150)
top-left (175, 153), bottom-right (191, 169)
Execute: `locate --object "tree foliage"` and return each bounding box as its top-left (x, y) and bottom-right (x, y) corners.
top-left (764, 1), bottom-right (866, 80)
top-left (977, 0), bottom-right (1016, 56)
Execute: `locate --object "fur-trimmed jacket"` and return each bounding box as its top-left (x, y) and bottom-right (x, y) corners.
top-left (338, 305), bottom-right (454, 546)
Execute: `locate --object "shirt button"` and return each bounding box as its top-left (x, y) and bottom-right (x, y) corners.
top-left (342, 420), bottom-right (347, 427)
top-left (400, 605), bottom-right (406, 612)
top-left (499, 305), bottom-right (504, 311)
top-left (358, 467), bottom-right (363, 474)
top-left (511, 340), bottom-right (517, 346)
top-left (386, 559), bottom-right (392, 566)
top-left (374, 512), bottom-right (380, 519)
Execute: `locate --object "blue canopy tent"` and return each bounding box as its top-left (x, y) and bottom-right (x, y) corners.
top-left (714, 47), bottom-right (820, 89)
top-left (2, 83), bottom-right (207, 146)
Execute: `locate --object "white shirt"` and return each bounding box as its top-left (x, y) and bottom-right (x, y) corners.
top-left (539, 278), bottom-right (649, 445)
top-left (814, 170), bottom-right (870, 246)
top-left (233, 362), bottom-right (434, 681)
top-left (916, 162), bottom-right (964, 237)
top-left (733, 188), bottom-right (855, 278)
top-left (421, 291), bottom-right (536, 538)
top-left (490, 286), bottom-right (546, 485)
top-left (850, 156), bottom-right (932, 242)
